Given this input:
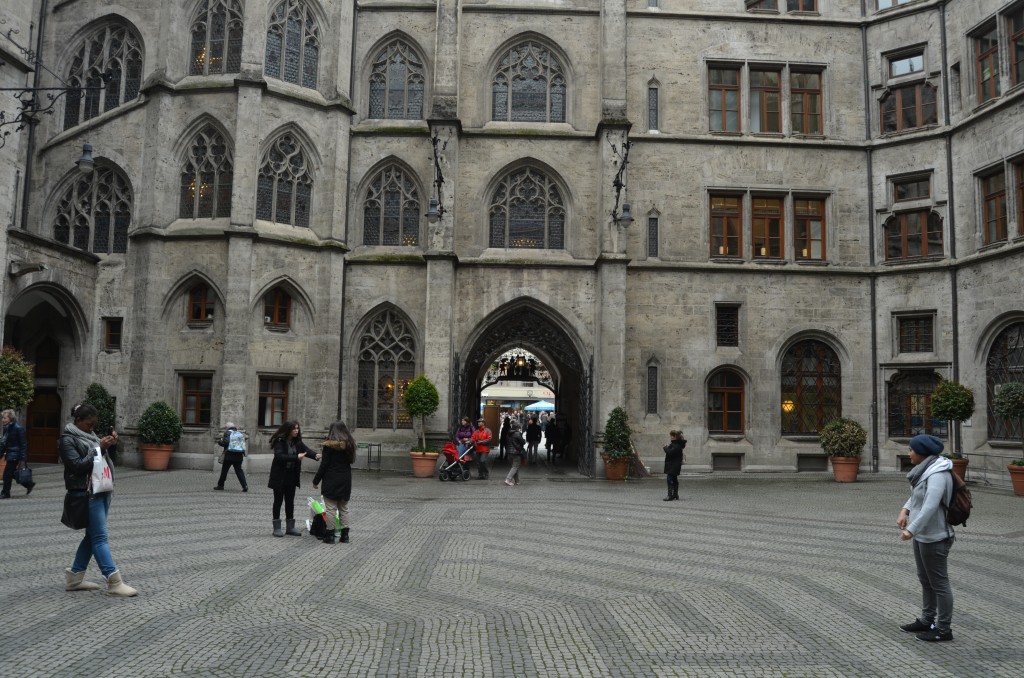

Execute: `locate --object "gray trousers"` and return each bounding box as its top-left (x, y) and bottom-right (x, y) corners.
top-left (913, 537), bottom-right (954, 631)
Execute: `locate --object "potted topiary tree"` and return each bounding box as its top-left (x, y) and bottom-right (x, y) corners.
top-left (601, 407), bottom-right (633, 481)
top-left (85, 383), bottom-right (118, 464)
top-left (930, 379), bottom-right (975, 480)
top-left (819, 417), bottom-right (867, 483)
top-left (993, 382), bottom-right (1024, 496)
top-left (402, 374), bottom-right (440, 478)
top-left (137, 401), bottom-right (184, 471)
top-left (0, 346), bottom-right (35, 476)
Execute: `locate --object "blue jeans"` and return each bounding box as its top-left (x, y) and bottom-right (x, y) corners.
top-left (71, 492), bottom-right (117, 578)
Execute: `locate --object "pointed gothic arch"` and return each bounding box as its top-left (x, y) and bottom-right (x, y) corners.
top-left (362, 31), bottom-right (429, 120)
top-left (349, 304), bottom-right (420, 431)
top-left (485, 159), bottom-right (571, 250)
top-left (160, 269), bottom-right (227, 320)
top-left (357, 157), bottom-right (425, 247)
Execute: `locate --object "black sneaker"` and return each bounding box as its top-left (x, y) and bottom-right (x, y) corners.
top-left (213, 486), bottom-right (224, 491)
top-left (900, 619), bottom-right (933, 633)
top-left (916, 628), bottom-right (953, 642)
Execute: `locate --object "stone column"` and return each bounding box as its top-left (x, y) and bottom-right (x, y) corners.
top-left (240, 0), bottom-right (269, 75)
top-left (431, 0), bottom-right (461, 119)
top-left (231, 84), bottom-right (263, 227)
top-left (601, 0), bottom-right (628, 122)
top-left (216, 233), bottom-right (256, 431)
top-left (595, 257), bottom-right (628, 432)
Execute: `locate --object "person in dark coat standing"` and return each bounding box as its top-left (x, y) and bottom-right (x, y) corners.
top-left (662, 430), bottom-right (685, 501)
top-left (312, 421), bottom-right (356, 544)
top-left (2, 409), bottom-right (33, 497)
top-left (544, 417), bottom-right (560, 463)
top-left (214, 422), bottom-right (248, 492)
top-left (525, 417), bottom-right (542, 463)
top-left (498, 415), bottom-right (511, 461)
top-left (267, 420), bottom-right (318, 537)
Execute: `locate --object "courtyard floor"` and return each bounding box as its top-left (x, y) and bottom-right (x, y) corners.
top-left (0, 464), bottom-right (1021, 677)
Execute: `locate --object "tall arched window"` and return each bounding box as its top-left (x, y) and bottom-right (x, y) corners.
top-left (265, 0), bottom-right (320, 89)
top-left (368, 40), bottom-right (425, 119)
top-left (53, 166), bottom-right (132, 254)
top-left (363, 165), bottom-right (420, 246)
top-left (492, 41), bottom-right (566, 123)
top-left (708, 370), bottom-right (745, 434)
top-left (488, 167), bottom-right (565, 249)
top-left (987, 322), bottom-right (1024, 441)
top-left (887, 371), bottom-right (947, 438)
top-left (189, 0), bottom-right (244, 76)
top-left (179, 125), bottom-right (233, 219)
top-left (356, 309), bottom-right (415, 430)
top-left (63, 22), bottom-right (144, 130)
top-left (255, 133), bottom-right (313, 227)
top-left (781, 339), bottom-right (842, 435)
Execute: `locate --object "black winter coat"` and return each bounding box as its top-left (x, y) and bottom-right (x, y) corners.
top-left (267, 438), bottom-right (315, 490)
top-left (312, 440), bottom-right (354, 501)
top-left (59, 431), bottom-right (106, 492)
top-left (525, 423), bottom-right (542, 443)
top-left (663, 438), bottom-right (685, 476)
top-left (3, 422), bottom-right (27, 461)
top-left (509, 431), bottom-right (527, 458)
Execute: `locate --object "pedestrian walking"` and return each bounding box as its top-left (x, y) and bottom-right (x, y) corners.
top-left (662, 430), bottom-right (685, 501)
top-left (544, 416), bottom-right (559, 463)
top-left (472, 418), bottom-right (492, 480)
top-left (1, 409), bottom-right (33, 497)
top-left (312, 421), bottom-right (355, 544)
top-left (268, 421), bottom-right (319, 537)
top-left (504, 421), bottom-right (526, 486)
top-left (59, 403), bottom-right (136, 596)
top-left (214, 422), bottom-right (248, 492)
top-left (525, 417), bottom-right (542, 463)
top-left (498, 415), bottom-right (511, 461)
top-left (897, 434), bottom-right (956, 642)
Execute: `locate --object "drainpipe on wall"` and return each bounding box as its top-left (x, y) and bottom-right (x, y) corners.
top-left (19, 0), bottom-right (48, 231)
top-left (336, 3), bottom-right (359, 420)
top-left (861, 20), bottom-right (880, 472)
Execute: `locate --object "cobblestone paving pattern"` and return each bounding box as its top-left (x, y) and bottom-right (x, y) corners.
top-left (0, 465), bottom-right (1021, 677)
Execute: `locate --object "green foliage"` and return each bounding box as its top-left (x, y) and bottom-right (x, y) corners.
top-left (993, 382), bottom-right (1024, 452)
top-left (136, 401), bottom-right (183, 445)
top-left (602, 407), bottom-right (634, 462)
top-left (85, 383), bottom-right (116, 437)
top-left (0, 346), bottom-right (35, 412)
top-left (818, 417), bottom-right (867, 458)
top-left (930, 380), bottom-right (975, 424)
top-left (402, 375), bottom-right (439, 450)
top-left (1011, 458), bottom-right (1024, 466)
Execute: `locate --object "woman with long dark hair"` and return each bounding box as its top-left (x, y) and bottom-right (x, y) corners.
top-left (267, 420), bottom-right (317, 537)
top-left (312, 421), bottom-right (356, 544)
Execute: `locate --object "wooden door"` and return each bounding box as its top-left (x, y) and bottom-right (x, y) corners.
top-left (26, 391), bottom-right (62, 464)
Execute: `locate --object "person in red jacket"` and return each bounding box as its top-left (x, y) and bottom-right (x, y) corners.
top-left (471, 418), bottom-right (493, 480)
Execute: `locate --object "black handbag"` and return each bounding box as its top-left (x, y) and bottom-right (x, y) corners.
top-left (14, 462), bottom-right (33, 487)
top-left (61, 492), bottom-right (90, 530)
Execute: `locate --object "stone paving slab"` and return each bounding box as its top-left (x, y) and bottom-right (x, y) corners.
top-left (0, 465), bottom-right (1021, 677)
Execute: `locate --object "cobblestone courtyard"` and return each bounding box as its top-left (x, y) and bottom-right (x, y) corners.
top-left (0, 464), bottom-right (1021, 677)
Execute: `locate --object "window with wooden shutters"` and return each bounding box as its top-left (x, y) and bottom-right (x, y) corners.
top-left (981, 171), bottom-right (1007, 245)
top-left (709, 67), bottom-right (740, 132)
top-left (975, 25), bottom-right (1000, 104)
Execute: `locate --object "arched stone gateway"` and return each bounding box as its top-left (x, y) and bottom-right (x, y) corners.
top-left (455, 303), bottom-right (594, 477)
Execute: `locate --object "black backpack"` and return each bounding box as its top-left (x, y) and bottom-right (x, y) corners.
top-left (943, 470), bottom-right (973, 527)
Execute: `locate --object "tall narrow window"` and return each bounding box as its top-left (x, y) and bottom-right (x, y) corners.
top-left (488, 167), bottom-right (565, 249)
top-left (791, 72), bottom-right (822, 135)
top-left (646, 365), bottom-right (658, 415)
top-left (188, 285), bottom-right (213, 323)
top-left (898, 316), bottom-right (934, 353)
top-left (710, 195), bottom-right (741, 257)
top-left (647, 85), bottom-right (659, 131)
top-left (716, 305), bottom-right (739, 347)
top-left (104, 318), bottom-right (123, 351)
top-left (888, 371), bottom-right (946, 438)
top-left (749, 70), bottom-right (781, 133)
top-left (368, 40), bottom-right (425, 120)
top-left (356, 309), bottom-right (415, 430)
top-left (1011, 8), bottom-right (1024, 88)
top-left (781, 339), bottom-right (842, 435)
top-left (181, 375), bottom-right (213, 426)
top-left (752, 196), bottom-right (782, 258)
top-left (708, 370), bottom-right (745, 434)
top-left (52, 166), bottom-right (132, 254)
top-left (885, 211), bottom-right (943, 260)
top-left (647, 215), bottom-right (659, 258)
top-left (795, 198), bottom-right (825, 260)
top-left (258, 378), bottom-right (289, 427)
top-left (63, 22), bottom-right (143, 130)
top-left (1017, 164), bottom-right (1024, 238)
top-left (880, 82), bottom-right (937, 133)
top-left (265, 0), bottom-right (320, 89)
top-left (256, 133), bottom-right (313, 227)
top-left (363, 165), bottom-right (420, 246)
top-left (189, 0), bottom-right (243, 76)
top-left (264, 288), bottom-right (291, 330)
top-left (709, 67), bottom-right (740, 132)
top-left (982, 171), bottom-right (1007, 245)
top-left (987, 323), bottom-right (1024, 441)
top-left (975, 26), bottom-right (1001, 104)
top-left (179, 125), bottom-right (233, 219)
top-left (492, 42), bottom-right (566, 123)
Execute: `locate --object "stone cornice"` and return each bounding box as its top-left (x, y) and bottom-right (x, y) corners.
top-left (5, 228), bottom-right (101, 264)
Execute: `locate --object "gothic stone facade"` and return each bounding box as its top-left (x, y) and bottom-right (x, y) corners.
top-left (2, 1), bottom-right (1022, 477)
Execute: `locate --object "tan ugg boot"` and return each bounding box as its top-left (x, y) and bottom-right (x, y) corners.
top-left (106, 570), bottom-right (138, 597)
top-left (65, 568), bottom-right (101, 591)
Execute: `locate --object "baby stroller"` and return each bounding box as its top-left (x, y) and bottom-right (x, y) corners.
top-left (439, 441), bottom-right (473, 481)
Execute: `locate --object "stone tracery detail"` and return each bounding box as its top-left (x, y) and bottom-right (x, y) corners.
top-left (189, 0), bottom-right (244, 76)
top-left (488, 167), bottom-right (565, 249)
top-left (492, 41), bottom-right (566, 123)
top-left (356, 309), bottom-right (416, 430)
top-left (363, 165), bottom-right (420, 246)
top-left (987, 322), bottom-right (1024, 441)
top-left (368, 40), bottom-right (425, 119)
top-left (63, 22), bottom-right (144, 130)
top-left (265, 0), bottom-right (320, 89)
top-left (53, 166), bottom-right (132, 254)
top-left (255, 133), bottom-right (313, 227)
top-left (179, 125), bottom-right (234, 219)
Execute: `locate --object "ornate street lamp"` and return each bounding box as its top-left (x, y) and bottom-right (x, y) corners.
top-left (425, 131), bottom-right (447, 223)
top-left (609, 134), bottom-right (633, 226)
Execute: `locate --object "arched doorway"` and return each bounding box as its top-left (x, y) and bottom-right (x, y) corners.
top-left (454, 303), bottom-right (594, 476)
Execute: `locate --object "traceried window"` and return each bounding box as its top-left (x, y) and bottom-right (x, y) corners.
top-left (256, 133), bottom-right (313, 227)
top-left (264, 288), bottom-right (291, 330)
top-left (898, 315), bottom-right (934, 353)
top-left (975, 25), bottom-right (1000, 104)
top-left (987, 322), bottom-right (1024, 441)
top-left (488, 167), bottom-right (565, 249)
top-left (363, 165), bottom-right (420, 246)
top-left (63, 22), bottom-right (143, 130)
top-left (750, 70), bottom-right (781, 133)
top-left (188, 285), bottom-right (214, 323)
top-left (791, 72), bottom-right (822, 135)
top-left (781, 339), bottom-right (841, 435)
top-left (888, 371), bottom-right (946, 438)
top-left (265, 0), bottom-right (320, 89)
top-left (880, 82), bottom-right (937, 133)
top-left (709, 67), bottom-right (740, 132)
top-left (189, 0), bottom-right (243, 76)
top-left (181, 375), bottom-right (213, 426)
top-left (752, 196), bottom-right (782, 258)
top-left (368, 40), bottom-right (425, 119)
top-left (982, 171), bottom-right (1007, 245)
top-left (795, 198), bottom-right (826, 260)
top-left (356, 309), bottom-right (415, 430)
top-left (710, 195), bottom-right (741, 257)
top-left (708, 370), bottom-right (745, 434)
top-left (53, 166), bottom-right (131, 254)
top-left (179, 125), bottom-right (233, 219)
top-left (492, 42), bottom-right (566, 123)
top-left (885, 211), bottom-right (943, 260)
top-left (1011, 7), bottom-right (1024, 87)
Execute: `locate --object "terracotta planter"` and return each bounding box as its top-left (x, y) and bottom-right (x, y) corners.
top-left (141, 443), bottom-right (174, 471)
top-left (604, 457), bottom-right (628, 481)
top-left (830, 455), bottom-right (861, 483)
top-left (950, 458), bottom-right (968, 481)
top-left (409, 451), bottom-right (440, 478)
top-left (1008, 464), bottom-right (1024, 497)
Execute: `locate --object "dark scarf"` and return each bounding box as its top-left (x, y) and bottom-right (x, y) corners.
top-left (906, 455), bottom-right (939, 487)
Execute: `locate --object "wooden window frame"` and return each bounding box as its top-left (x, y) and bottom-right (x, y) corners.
top-left (708, 371), bottom-right (745, 434)
top-left (258, 377), bottom-right (289, 428)
top-left (708, 67), bottom-right (741, 132)
top-left (975, 25), bottom-right (1001, 104)
top-left (746, 0), bottom-right (779, 10)
top-left (750, 69), bottom-right (782, 134)
top-left (893, 176), bottom-right (931, 202)
top-left (103, 318), bottom-right (122, 351)
top-left (752, 196), bottom-right (783, 259)
top-left (790, 71), bottom-right (822, 135)
top-left (889, 52), bottom-right (924, 79)
top-left (264, 288), bottom-right (291, 330)
top-left (787, 0), bottom-right (816, 12)
top-left (794, 198), bottom-right (826, 260)
top-left (898, 315), bottom-right (935, 353)
top-left (982, 171), bottom-right (1007, 245)
top-left (188, 285), bottom-right (213, 324)
top-left (1011, 7), bottom-right (1024, 88)
top-left (710, 194), bottom-right (742, 257)
top-left (181, 374), bottom-right (213, 426)
top-left (885, 210), bottom-right (943, 260)
top-left (881, 82), bottom-right (937, 133)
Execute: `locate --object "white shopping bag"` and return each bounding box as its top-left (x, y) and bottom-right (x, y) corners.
top-left (90, 447), bottom-right (114, 494)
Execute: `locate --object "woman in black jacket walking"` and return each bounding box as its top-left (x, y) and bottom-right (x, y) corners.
top-left (267, 420), bottom-right (318, 537)
top-left (312, 421), bottom-right (356, 544)
top-left (663, 430), bottom-right (685, 502)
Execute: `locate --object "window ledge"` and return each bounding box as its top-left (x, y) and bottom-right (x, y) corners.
top-left (881, 255), bottom-right (945, 266)
top-left (879, 124), bottom-right (940, 139)
top-left (187, 321), bottom-right (214, 329)
top-left (750, 132), bottom-right (785, 139)
top-left (481, 121), bottom-right (576, 134)
top-left (709, 434), bottom-right (746, 442)
top-left (745, 10), bottom-right (780, 16)
top-left (264, 324), bottom-right (291, 334)
top-left (979, 239), bottom-right (1008, 253)
top-left (709, 256), bottom-right (744, 263)
top-left (752, 258), bottom-right (787, 265)
top-left (972, 97), bottom-right (1001, 113)
top-left (782, 435), bottom-right (821, 443)
top-left (794, 259), bottom-right (829, 266)
top-left (709, 130), bottom-right (743, 137)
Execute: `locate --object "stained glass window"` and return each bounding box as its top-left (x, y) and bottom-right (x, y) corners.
top-left (265, 0), bottom-right (320, 89)
top-left (356, 309), bottom-right (415, 430)
top-left (368, 40), bottom-right (425, 119)
top-left (53, 166), bottom-right (132, 254)
top-left (63, 22), bottom-right (143, 130)
top-left (488, 167), bottom-right (565, 249)
top-left (255, 133), bottom-right (313, 227)
top-left (179, 125), bottom-right (233, 219)
top-left (781, 339), bottom-right (841, 435)
top-left (492, 42), bottom-right (566, 123)
top-left (987, 323), bottom-right (1024, 441)
top-left (888, 371), bottom-right (947, 438)
top-left (190, 0), bottom-right (244, 76)
top-left (363, 165), bottom-right (420, 246)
